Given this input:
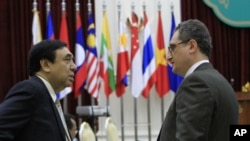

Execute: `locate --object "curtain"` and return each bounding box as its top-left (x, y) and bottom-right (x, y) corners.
top-left (181, 0), bottom-right (250, 91)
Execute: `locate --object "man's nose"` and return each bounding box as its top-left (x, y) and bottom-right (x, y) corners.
top-left (71, 62), bottom-right (77, 71)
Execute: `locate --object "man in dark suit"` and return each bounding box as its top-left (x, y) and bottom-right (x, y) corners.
top-left (157, 19), bottom-right (239, 141)
top-left (0, 40), bottom-right (76, 141)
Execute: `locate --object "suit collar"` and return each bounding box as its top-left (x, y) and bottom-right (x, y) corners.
top-left (185, 60), bottom-right (209, 77)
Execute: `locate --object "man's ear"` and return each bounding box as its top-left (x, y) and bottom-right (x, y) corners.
top-left (189, 39), bottom-right (198, 54)
top-left (40, 59), bottom-right (50, 72)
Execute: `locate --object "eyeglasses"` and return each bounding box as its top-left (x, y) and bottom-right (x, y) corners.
top-left (168, 39), bottom-right (190, 55)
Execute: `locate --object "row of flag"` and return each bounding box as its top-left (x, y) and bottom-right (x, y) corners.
top-left (31, 1), bottom-right (183, 100)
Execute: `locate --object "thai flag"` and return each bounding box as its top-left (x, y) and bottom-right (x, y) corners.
top-left (142, 11), bottom-right (156, 98)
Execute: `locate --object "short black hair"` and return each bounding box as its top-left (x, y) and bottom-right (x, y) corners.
top-left (175, 19), bottom-right (212, 57)
top-left (28, 40), bottom-right (67, 76)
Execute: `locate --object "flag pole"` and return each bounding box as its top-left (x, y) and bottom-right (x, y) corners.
top-left (156, 1), bottom-right (165, 122)
top-left (60, 0), bottom-right (68, 113)
top-left (46, 0), bottom-right (50, 17)
top-left (131, 3), bottom-right (139, 141)
top-left (102, 0), bottom-right (110, 116)
top-left (33, 0), bottom-right (37, 11)
top-left (143, 3), bottom-right (152, 141)
top-left (117, 1), bottom-right (125, 141)
top-left (75, 0), bottom-right (83, 125)
top-left (87, 0), bottom-right (95, 107)
top-left (87, 0), bottom-right (98, 135)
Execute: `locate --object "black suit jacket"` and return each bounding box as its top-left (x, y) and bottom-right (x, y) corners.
top-left (0, 76), bottom-right (67, 141)
top-left (157, 63), bottom-right (239, 141)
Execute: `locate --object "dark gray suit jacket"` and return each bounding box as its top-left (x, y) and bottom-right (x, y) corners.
top-left (157, 63), bottom-right (239, 141)
top-left (0, 76), bottom-right (67, 141)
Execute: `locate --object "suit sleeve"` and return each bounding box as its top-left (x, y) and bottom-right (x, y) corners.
top-left (175, 75), bottom-right (214, 141)
top-left (0, 81), bottom-right (38, 140)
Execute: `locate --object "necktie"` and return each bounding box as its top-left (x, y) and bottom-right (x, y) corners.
top-left (55, 99), bottom-right (71, 141)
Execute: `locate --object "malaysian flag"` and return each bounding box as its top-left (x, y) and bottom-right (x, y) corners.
top-left (85, 12), bottom-right (100, 98)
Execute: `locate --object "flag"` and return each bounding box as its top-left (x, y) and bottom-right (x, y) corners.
top-left (46, 10), bottom-right (54, 39)
top-left (168, 11), bottom-right (183, 93)
top-left (155, 11), bottom-right (170, 98)
top-left (130, 12), bottom-right (143, 98)
top-left (116, 19), bottom-right (129, 97)
top-left (85, 12), bottom-right (100, 98)
top-left (99, 11), bottom-right (116, 97)
top-left (57, 9), bottom-right (72, 99)
top-left (74, 9), bottom-right (87, 98)
top-left (142, 11), bottom-right (156, 98)
top-left (32, 9), bottom-right (42, 45)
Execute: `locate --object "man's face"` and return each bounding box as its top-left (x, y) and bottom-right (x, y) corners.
top-left (168, 31), bottom-right (191, 76)
top-left (48, 47), bottom-right (76, 92)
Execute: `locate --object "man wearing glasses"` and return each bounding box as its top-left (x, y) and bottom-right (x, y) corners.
top-left (157, 19), bottom-right (238, 141)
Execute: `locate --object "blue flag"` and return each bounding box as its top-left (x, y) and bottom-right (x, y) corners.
top-left (46, 11), bottom-right (54, 39)
top-left (168, 11), bottom-right (183, 93)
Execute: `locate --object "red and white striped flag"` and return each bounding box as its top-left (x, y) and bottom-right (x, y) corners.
top-left (85, 12), bottom-right (100, 98)
top-left (142, 11), bottom-right (156, 98)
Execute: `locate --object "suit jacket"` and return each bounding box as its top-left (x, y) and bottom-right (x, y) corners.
top-left (157, 63), bottom-right (239, 141)
top-left (0, 76), bottom-right (67, 141)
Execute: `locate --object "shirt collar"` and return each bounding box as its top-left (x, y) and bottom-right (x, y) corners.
top-left (36, 75), bottom-right (57, 103)
top-left (184, 60), bottom-right (209, 78)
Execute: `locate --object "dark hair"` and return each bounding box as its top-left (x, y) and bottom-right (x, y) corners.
top-left (175, 19), bottom-right (212, 57)
top-left (28, 39), bottom-right (67, 76)
top-left (64, 113), bottom-right (75, 130)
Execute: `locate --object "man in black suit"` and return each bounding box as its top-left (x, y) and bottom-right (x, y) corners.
top-left (0, 40), bottom-right (76, 141)
top-left (157, 19), bottom-right (239, 141)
